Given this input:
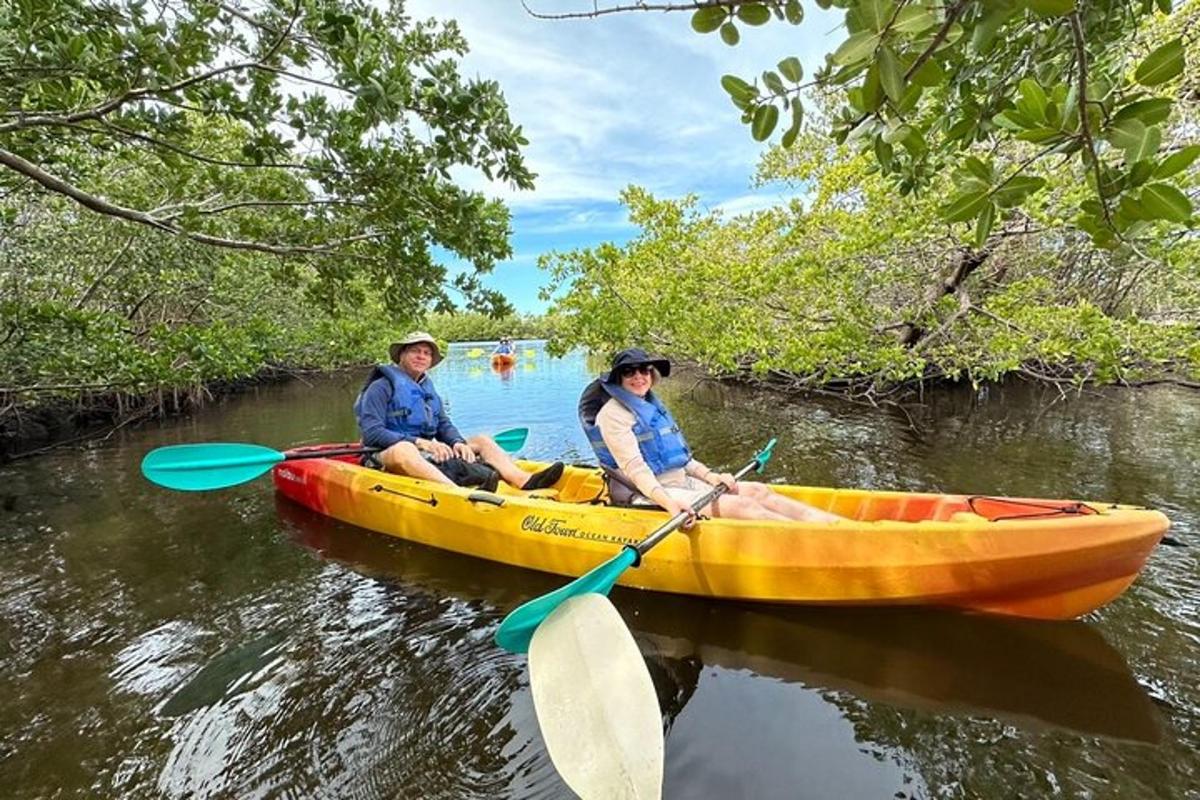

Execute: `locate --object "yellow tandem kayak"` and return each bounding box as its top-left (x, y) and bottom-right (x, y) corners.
top-left (272, 444), bottom-right (1169, 620)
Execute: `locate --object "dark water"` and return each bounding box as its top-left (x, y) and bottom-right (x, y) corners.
top-left (2, 343), bottom-right (1197, 799)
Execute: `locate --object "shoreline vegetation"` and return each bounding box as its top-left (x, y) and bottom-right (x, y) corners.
top-left (3, 305), bottom-right (1197, 460)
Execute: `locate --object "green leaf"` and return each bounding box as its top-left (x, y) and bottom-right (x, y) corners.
top-left (1016, 79), bottom-right (1048, 123)
top-left (964, 156), bottom-right (993, 182)
top-left (785, 0), bottom-right (804, 25)
top-left (1106, 118), bottom-right (1145, 150)
top-left (720, 74), bottom-right (755, 100)
top-left (1014, 127), bottom-right (1064, 143)
top-left (971, 5), bottom-right (1015, 53)
top-left (1139, 182), bottom-right (1193, 222)
top-left (751, 103), bottom-right (780, 141)
top-left (1112, 97), bottom-right (1173, 125)
top-left (875, 136), bottom-right (895, 170)
top-left (1128, 159), bottom-right (1155, 187)
top-left (893, 7), bottom-right (937, 35)
top-left (878, 46), bottom-right (906, 103)
top-left (861, 63), bottom-right (884, 112)
top-left (1124, 124), bottom-right (1162, 165)
top-left (737, 3), bottom-right (772, 25)
top-left (941, 190), bottom-right (990, 223)
top-left (993, 175), bottom-right (1047, 208)
top-left (1135, 39), bottom-right (1185, 87)
top-left (859, 0), bottom-right (895, 32)
top-left (763, 70), bottom-right (786, 95)
top-left (1027, 0), bottom-right (1075, 16)
top-left (782, 124), bottom-right (800, 148)
top-left (720, 22), bottom-right (740, 45)
top-left (778, 56), bottom-right (803, 83)
top-left (974, 202), bottom-right (996, 248)
top-left (910, 58), bottom-right (946, 88)
top-left (882, 123), bottom-right (913, 144)
top-left (1154, 145), bottom-right (1200, 179)
top-left (790, 97), bottom-right (804, 130)
top-left (691, 6), bottom-right (727, 33)
top-left (832, 31), bottom-right (881, 65)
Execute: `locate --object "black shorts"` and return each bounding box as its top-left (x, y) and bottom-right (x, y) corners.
top-left (437, 457), bottom-right (500, 492)
top-left (362, 453), bottom-right (500, 492)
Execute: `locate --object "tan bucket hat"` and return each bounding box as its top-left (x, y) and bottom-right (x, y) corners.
top-left (389, 331), bottom-right (443, 367)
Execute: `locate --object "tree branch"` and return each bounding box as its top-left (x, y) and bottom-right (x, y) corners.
top-left (1068, 11), bottom-right (1114, 229)
top-left (0, 146), bottom-right (384, 257)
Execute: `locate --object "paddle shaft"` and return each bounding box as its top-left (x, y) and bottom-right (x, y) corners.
top-left (630, 456), bottom-right (763, 559)
top-left (286, 446), bottom-right (378, 460)
top-left (142, 427), bottom-right (529, 491)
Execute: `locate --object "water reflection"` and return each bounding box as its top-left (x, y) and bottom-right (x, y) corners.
top-left (276, 496), bottom-right (1160, 744)
top-left (3, 345), bottom-right (1196, 799)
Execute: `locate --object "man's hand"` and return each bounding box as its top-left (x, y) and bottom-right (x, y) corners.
top-left (421, 439), bottom-right (454, 462)
top-left (452, 441), bottom-right (476, 463)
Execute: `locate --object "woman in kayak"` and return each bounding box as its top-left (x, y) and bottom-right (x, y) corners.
top-left (356, 331), bottom-right (562, 491)
top-left (579, 347), bottom-right (841, 523)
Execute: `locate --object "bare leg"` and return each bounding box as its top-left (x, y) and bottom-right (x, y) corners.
top-left (380, 441), bottom-right (455, 485)
top-left (664, 486), bottom-right (791, 521)
top-left (737, 481), bottom-right (842, 522)
top-left (468, 434), bottom-right (533, 488)
top-left (711, 494), bottom-right (793, 521)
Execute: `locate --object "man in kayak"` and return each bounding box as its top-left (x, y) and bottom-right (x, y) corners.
top-left (493, 336), bottom-right (515, 356)
top-left (356, 331), bottom-right (563, 491)
top-left (579, 347), bottom-right (841, 522)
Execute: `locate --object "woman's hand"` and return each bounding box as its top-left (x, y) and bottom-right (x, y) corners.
top-left (707, 472), bottom-right (738, 493)
top-left (452, 441), bottom-right (477, 463)
top-left (655, 488), bottom-right (696, 529)
top-left (420, 438), bottom-right (454, 462)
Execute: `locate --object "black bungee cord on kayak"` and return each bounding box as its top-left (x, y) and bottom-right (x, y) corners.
top-left (967, 496), bottom-right (1101, 521)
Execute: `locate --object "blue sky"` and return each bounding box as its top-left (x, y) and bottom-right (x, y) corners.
top-left (407, 1), bottom-right (841, 313)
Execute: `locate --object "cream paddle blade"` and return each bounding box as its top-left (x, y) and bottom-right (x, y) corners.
top-left (528, 593), bottom-right (664, 800)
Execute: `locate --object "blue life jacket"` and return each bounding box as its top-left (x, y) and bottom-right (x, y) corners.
top-left (578, 379), bottom-right (692, 475)
top-left (353, 364), bottom-right (444, 439)
top-left (494, 343), bottom-right (514, 355)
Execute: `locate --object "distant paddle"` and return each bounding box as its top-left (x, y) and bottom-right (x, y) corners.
top-left (495, 439), bottom-right (776, 653)
top-left (529, 593), bottom-right (664, 799)
top-left (142, 427), bottom-right (529, 492)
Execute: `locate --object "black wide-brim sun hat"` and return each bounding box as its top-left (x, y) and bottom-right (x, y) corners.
top-left (604, 347), bottom-right (671, 384)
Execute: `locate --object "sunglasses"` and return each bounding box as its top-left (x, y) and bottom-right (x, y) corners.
top-left (619, 364), bottom-right (655, 377)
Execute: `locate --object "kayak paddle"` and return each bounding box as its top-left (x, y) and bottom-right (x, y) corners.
top-left (529, 593), bottom-right (664, 799)
top-left (494, 438), bottom-right (776, 653)
top-left (142, 427), bottom-right (530, 492)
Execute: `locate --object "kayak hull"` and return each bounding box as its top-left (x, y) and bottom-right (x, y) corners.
top-left (491, 353), bottom-right (516, 368)
top-left (272, 446), bottom-right (1169, 620)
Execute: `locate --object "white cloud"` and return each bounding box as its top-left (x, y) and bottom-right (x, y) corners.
top-left (406, 0), bottom-right (842, 309)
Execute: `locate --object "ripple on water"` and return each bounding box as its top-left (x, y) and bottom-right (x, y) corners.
top-left (152, 567), bottom-right (564, 799)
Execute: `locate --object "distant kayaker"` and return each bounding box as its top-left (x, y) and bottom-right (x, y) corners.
top-left (356, 331), bottom-right (563, 491)
top-left (579, 347), bottom-right (841, 523)
top-left (493, 336), bottom-right (515, 356)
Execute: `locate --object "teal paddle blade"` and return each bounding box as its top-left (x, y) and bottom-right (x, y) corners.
top-left (494, 547), bottom-right (638, 653)
top-left (141, 443), bottom-right (284, 491)
top-left (494, 427), bottom-right (529, 453)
